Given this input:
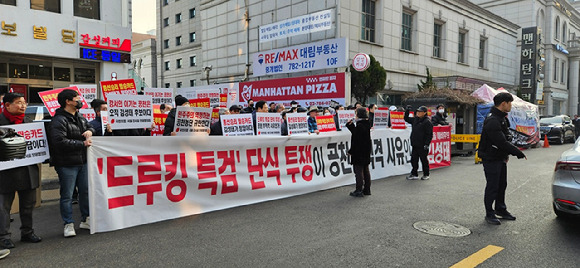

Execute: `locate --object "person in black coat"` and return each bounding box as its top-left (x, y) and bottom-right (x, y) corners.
top-left (0, 93), bottom-right (42, 248)
top-left (573, 115), bottom-right (580, 139)
top-left (404, 106), bottom-right (433, 180)
top-left (478, 92), bottom-right (526, 225)
top-left (346, 107), bottom-right (372, 197)
top-left (164, 95), bottom-right (190, 136)
top-left (431, 104), bottom-right (449, 126)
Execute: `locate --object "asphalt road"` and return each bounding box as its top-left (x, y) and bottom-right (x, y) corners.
top-left (2, 142), bottom-right (579, 267)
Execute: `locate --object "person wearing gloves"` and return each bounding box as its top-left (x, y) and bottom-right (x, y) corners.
top-left (431, 104), bottom-right (449, 126)
top-left (478, 92), bottom-right (526, 225)
top-left (404, 105), bottom-right (433, 180)
top-left (346, 107), bottom-right (372, 197)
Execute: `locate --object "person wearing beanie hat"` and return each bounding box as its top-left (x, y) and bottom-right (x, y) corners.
top-left (346, 107), bottom-right (372, 197)
top-left (404, 105), bottom-right (433, 180)
top-left (164, 95), bottom-right (190, 136)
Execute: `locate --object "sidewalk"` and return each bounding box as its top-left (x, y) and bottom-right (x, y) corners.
top-left (40, 163), bottom-right (60, 202)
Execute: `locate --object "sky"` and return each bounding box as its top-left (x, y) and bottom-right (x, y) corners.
top-left (132, 0), bottom-right (156, 34)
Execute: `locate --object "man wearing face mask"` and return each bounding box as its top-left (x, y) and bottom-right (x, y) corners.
top-left (49, 89), bottom-right (94, 237)
top-left (431, 104), bottom-right (449, 126)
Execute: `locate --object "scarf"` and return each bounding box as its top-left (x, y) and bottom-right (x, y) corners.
top-left (2, 108), bottom-right (24, 124)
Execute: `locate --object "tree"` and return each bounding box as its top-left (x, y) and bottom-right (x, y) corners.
top-left (417, 67), bottom-right (435, 91)
top-left (350, 55), bottom-right (386, 105)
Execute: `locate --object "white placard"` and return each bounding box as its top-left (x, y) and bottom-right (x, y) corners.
top-left (256, 113), bottom-right (282, 136)
top-left (72, 84), bottom-right (98, 104)
top-left (337, 110), bottom-right (355, 130)
top-left (144, 88), bottom-right (174, 107)
top-left (195, 89), bottom-right (221, 107)
top-left (253, 38), bottom-right (348, 77)
top-left (373, 110), bottom-right (389, 128)
top-left (259, 9), bottom-right (332, 43)
top-left (285, 113), bottom-right (309, 135)
top-left (0, 122), bottom-right (49, 171)
top-left (174, 107), bottom-right (212, 136)
top-left (220, 114), bottom-right (254, 136)
top-left (79, 109), bottom-right (96, 122)
top-left (107, 95), bottom-right (154, 130)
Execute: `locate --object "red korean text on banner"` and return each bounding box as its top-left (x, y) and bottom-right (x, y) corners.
top-left (256, 113), bottom-right (282, 136)
top-left (390, 111), bottom-right (406, 129)
top-left (428, 125), bottom-right (451, 169)
top-left (189, 98), bottom-right (211, 108)
top-left (316, 115), bottom-right (337, 132)
top-left (71, 84), bottom-right (98, 104)
top-left (195, 89), bottom-right (221, 107)
top-left (38, 86), bottom-right (89, 117)
top-left (220, 114), bottom-right (254, 136)
top-left (152, 113), bottom-right (168, 136)
top-left (211, 108), bottom-right (220, 124)
top-left (100, 79), bottom-right (138, 102)
top-left (174, 107), bottom-right (212, 136)
top-left (220, 94), bottom-right (227, 107)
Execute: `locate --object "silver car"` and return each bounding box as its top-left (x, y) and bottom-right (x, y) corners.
top-left (552, 140), bottom-right (580, 217)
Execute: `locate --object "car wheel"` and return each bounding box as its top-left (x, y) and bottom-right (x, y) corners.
top-left (557, 133), bottom-right (565, 144)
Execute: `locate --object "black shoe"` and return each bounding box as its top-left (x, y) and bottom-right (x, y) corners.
top-left (349, 191), bottom-right (364, 197)
top-left (363, 190), bottom-right (371, 195)
top-left (0, 239), bottom-right (15, 249)
top-left (496, 211), bottom-right (516, 220)
top-left (9, 217), bottom-right (13, 222)
top-left (72, 199), bottom-right (79, 205)
top-left (21, 233), bottom-right (42, 243)
top-left (485, 215), bottom-right (501, 225)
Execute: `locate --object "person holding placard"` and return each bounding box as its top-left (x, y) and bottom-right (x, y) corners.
top-left (0, 93), bottom-right (42, 248)
top-left (307, 106), bottom-right (319, 134)
top-left (89, 99), bottom-right (112, 136)
top-left (346, 107), bottom-right (372, 197)
top-left (368, 104), bottom-right (376, 126)
top-left (164, 95), bottom-right (190, 136)
top-left (404, 106), bottom-right (433, 180)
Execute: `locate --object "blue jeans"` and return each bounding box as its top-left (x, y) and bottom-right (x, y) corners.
top-left (55, 165), bottom-right (89, 225)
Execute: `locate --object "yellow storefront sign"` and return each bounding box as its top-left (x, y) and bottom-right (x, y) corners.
top-left (451, 134), bottom-right (480, 143)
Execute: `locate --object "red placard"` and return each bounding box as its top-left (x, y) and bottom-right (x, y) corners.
top-left (189, 98), bottom-right (211, 108)
top-left (390, 111), bottom-right (406, 129)
top-left (428, 125), bottom-right (451, 169)
top-left (315, 115), bottom-right (337, 132)
top-left (99, 79), bottom-right (138, 101)
top-left (211, 108), bottom-right (220, 124)
top-left (220, 93), bottom-right (227, 107)
top-left (38, 86), bottom-right (89, 116)
top-left (239, 73), bottom-right (346, 107)
top-left (152, 113), bottom-right (168, 136)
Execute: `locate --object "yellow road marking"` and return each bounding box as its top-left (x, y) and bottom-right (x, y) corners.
top-left (450, 245), bottom-right (504, 268)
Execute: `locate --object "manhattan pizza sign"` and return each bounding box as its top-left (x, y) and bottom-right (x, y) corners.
top-left (239, 73), bottom-right (345, 107)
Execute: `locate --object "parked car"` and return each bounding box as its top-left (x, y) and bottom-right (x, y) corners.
top-left (552, 139), bottom-right (580, 218)
top-left (539, 115), bottom-right (575, 144)
top-left (24, 105), bottom-right (52, 132)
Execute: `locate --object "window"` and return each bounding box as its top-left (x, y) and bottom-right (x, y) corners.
top-left (74, 68), bottom-right (95, 83)
top-left (175, 36), bottom-right (182, 46)
top-left (433, 23), bottom-right (442, 58)
top-left (74, 0), bottom-right (100, 20)
top-left (561, 61), bottom-right (566, 83)
top-left (54, 67), bottom-right (70, 81)
top-left (30, 0), bottom-right (60, 13)
top-left (175, 13), bottom-right (182, 23)
top-left (563, 23), bottom-right (567, 42)
top-left (163, 18), bottom-right (169, 27)
top-left (164, 39), bottom-right (169, 49)
top-left (361, 0), bottom-right (376, 43)
top-left (176, 82), bottom-right (182, 88)
top-left (176, 58), bottom-right (182, 69)
top-left (479, 38), bottom-right (486, 68)
top-left (458, 31), bottom-right (466, 63)
top-left (189, 8), bottom-right (196, 18)
top-left (190, 79), bottom-right (196, 87)
top-left (401, 11), bottom-right (413, 51)
top-left (163, 0), bottom-right (168, 6)
top-left (165, 61), bottom-right (170, 71)
top-left (29, 64), bottom-right (52, 80)
top-left (9, 64), bottom-right (28, 78)
top-left (555, 17), bottom-right (560, 40)
top-left (554, 58), bottom-right (559, 81)
top-left (165, 83), bottom-right (170, 88)
top-left (189, 32), bottom-right (196, 43)
top-left (0, 0), bottom-right (16, 5)
top-left (190, 56), bottom-right (197, 67)
top-left (0, 63), bottom-right (7, 78)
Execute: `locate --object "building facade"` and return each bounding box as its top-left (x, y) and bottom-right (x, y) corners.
top-left (131, 32), bottom-right (157, 89)
top-left (0, 0), bottom-right (132, 103)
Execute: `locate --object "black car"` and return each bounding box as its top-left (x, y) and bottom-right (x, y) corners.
top-left (539, 115), bottom-right (575, 144)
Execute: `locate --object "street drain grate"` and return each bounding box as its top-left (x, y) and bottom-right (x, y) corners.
top-left (413, 221), bottom-right (471, 237)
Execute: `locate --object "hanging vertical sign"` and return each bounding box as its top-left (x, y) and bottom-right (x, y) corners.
top-left (519, 27), bottom-right (537, 103)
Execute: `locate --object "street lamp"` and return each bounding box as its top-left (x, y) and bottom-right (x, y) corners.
top-left (204, 65), bottom-right (212, 85)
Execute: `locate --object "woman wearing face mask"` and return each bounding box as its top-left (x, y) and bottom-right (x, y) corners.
top-left (431, 104), bottom-right (449, 126)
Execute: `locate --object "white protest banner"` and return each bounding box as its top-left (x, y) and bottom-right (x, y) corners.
top-left (337, 110), bottom-right (355, 130)
top-left (107, 94), bottom-right (153, 130)
top-left (0, 122), bottom-right (49, 171)
top-left (144, 88), bottom-right (174, 107)
top-left (253, 38), bottom-right (348, 77)
top-left (177, 83), bottom-right (237, 101)
top-left (87, 128), bottom-right (414, 233)
top-left (79, 109), bottom-right (96, 122)
top-left (286, 113), bottom-right (308, 135)
top-left (256, 113), bottom-right (282, 136)
top-left (195, 89), bottom-right (221, 107)
top-left (373, 110), bottom-right (389, 128)
top-left (71, 84), bottom-right (98, 104)
top-left (174, 107), bottom-right (212, 136)
top-left (259, 9), bottom-right (332, 43)
top-left (220, 114), bottom-right (254, 136)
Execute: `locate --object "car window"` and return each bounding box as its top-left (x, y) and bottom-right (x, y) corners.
top-left (540, 117), bottom-right (563, 124)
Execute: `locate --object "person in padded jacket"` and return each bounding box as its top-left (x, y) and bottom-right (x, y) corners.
top-left (431, 104), bottom-right (449, 126)
top-left (346, 107), bottom-right (372, 197)
top-left (478, 92), bottom-right (526, 225)
top-left (163, 95), bottom-right (190, 136)
top-left (404, 106), bottom-right (433, 180)
top-left (49, 89), bottom-right (94, 238)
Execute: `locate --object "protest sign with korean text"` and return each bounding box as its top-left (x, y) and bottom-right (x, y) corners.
top-left (220, 114), bottom-right (254, 136)
top-left (100, 79), bottom-right (137, 101)
top-left (195, 89), bottom-right (221, 107)
top-left (286, 113), bottom-right (308, 135)
top-left (428, 126), bottom-right (451, 169)
top-left (259, 9), bottom-right (332, 42)
top-left (390, 111), bottom-right (406, 129)
top-left (71, 84), bottom-right (98, 104)
top-left (144, 88), bottom-right (174, 107)
top-left (38, 87), bottom-right (89, 116)
top-left (79, 109), bottom-right (96, 122)
top-left (189, 98), bottom-right (210, 108)
top-left (256, 113), bottom-right (282, 136)
top-left (0, 122), bottom-right (49, 171)
top-left (173, 107), bottom-right (212, 136)
top-left (336, 110), bottom-right (355, 130)
top-left (152, 113), bottom-right (168, 136)
top-left (107, 94), bottom-right (153, 130)
top-left (316, 115), bottom-right (337, 132)
top-left (373, 110), bottom-right (389, 128)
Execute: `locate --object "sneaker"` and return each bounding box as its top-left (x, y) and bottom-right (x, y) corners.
top-left (21, 232), bottom-right (42, 243)
top-left (0, 249), bottom-right (9, 260)
top-left (496, 211), bottom-right (516, 220)
top-left (406, 174), bottom-right (419, 180)
top-left (421, 175), bottom-right (430, 180)
top-left (349, 191), bottom-right (364, 197)
top-left (80, 217), bottom-right (90, 230)
top-left (64, 223), bottom-right (76, 238)
top-left (485, 215), bottom-right (501, 225)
